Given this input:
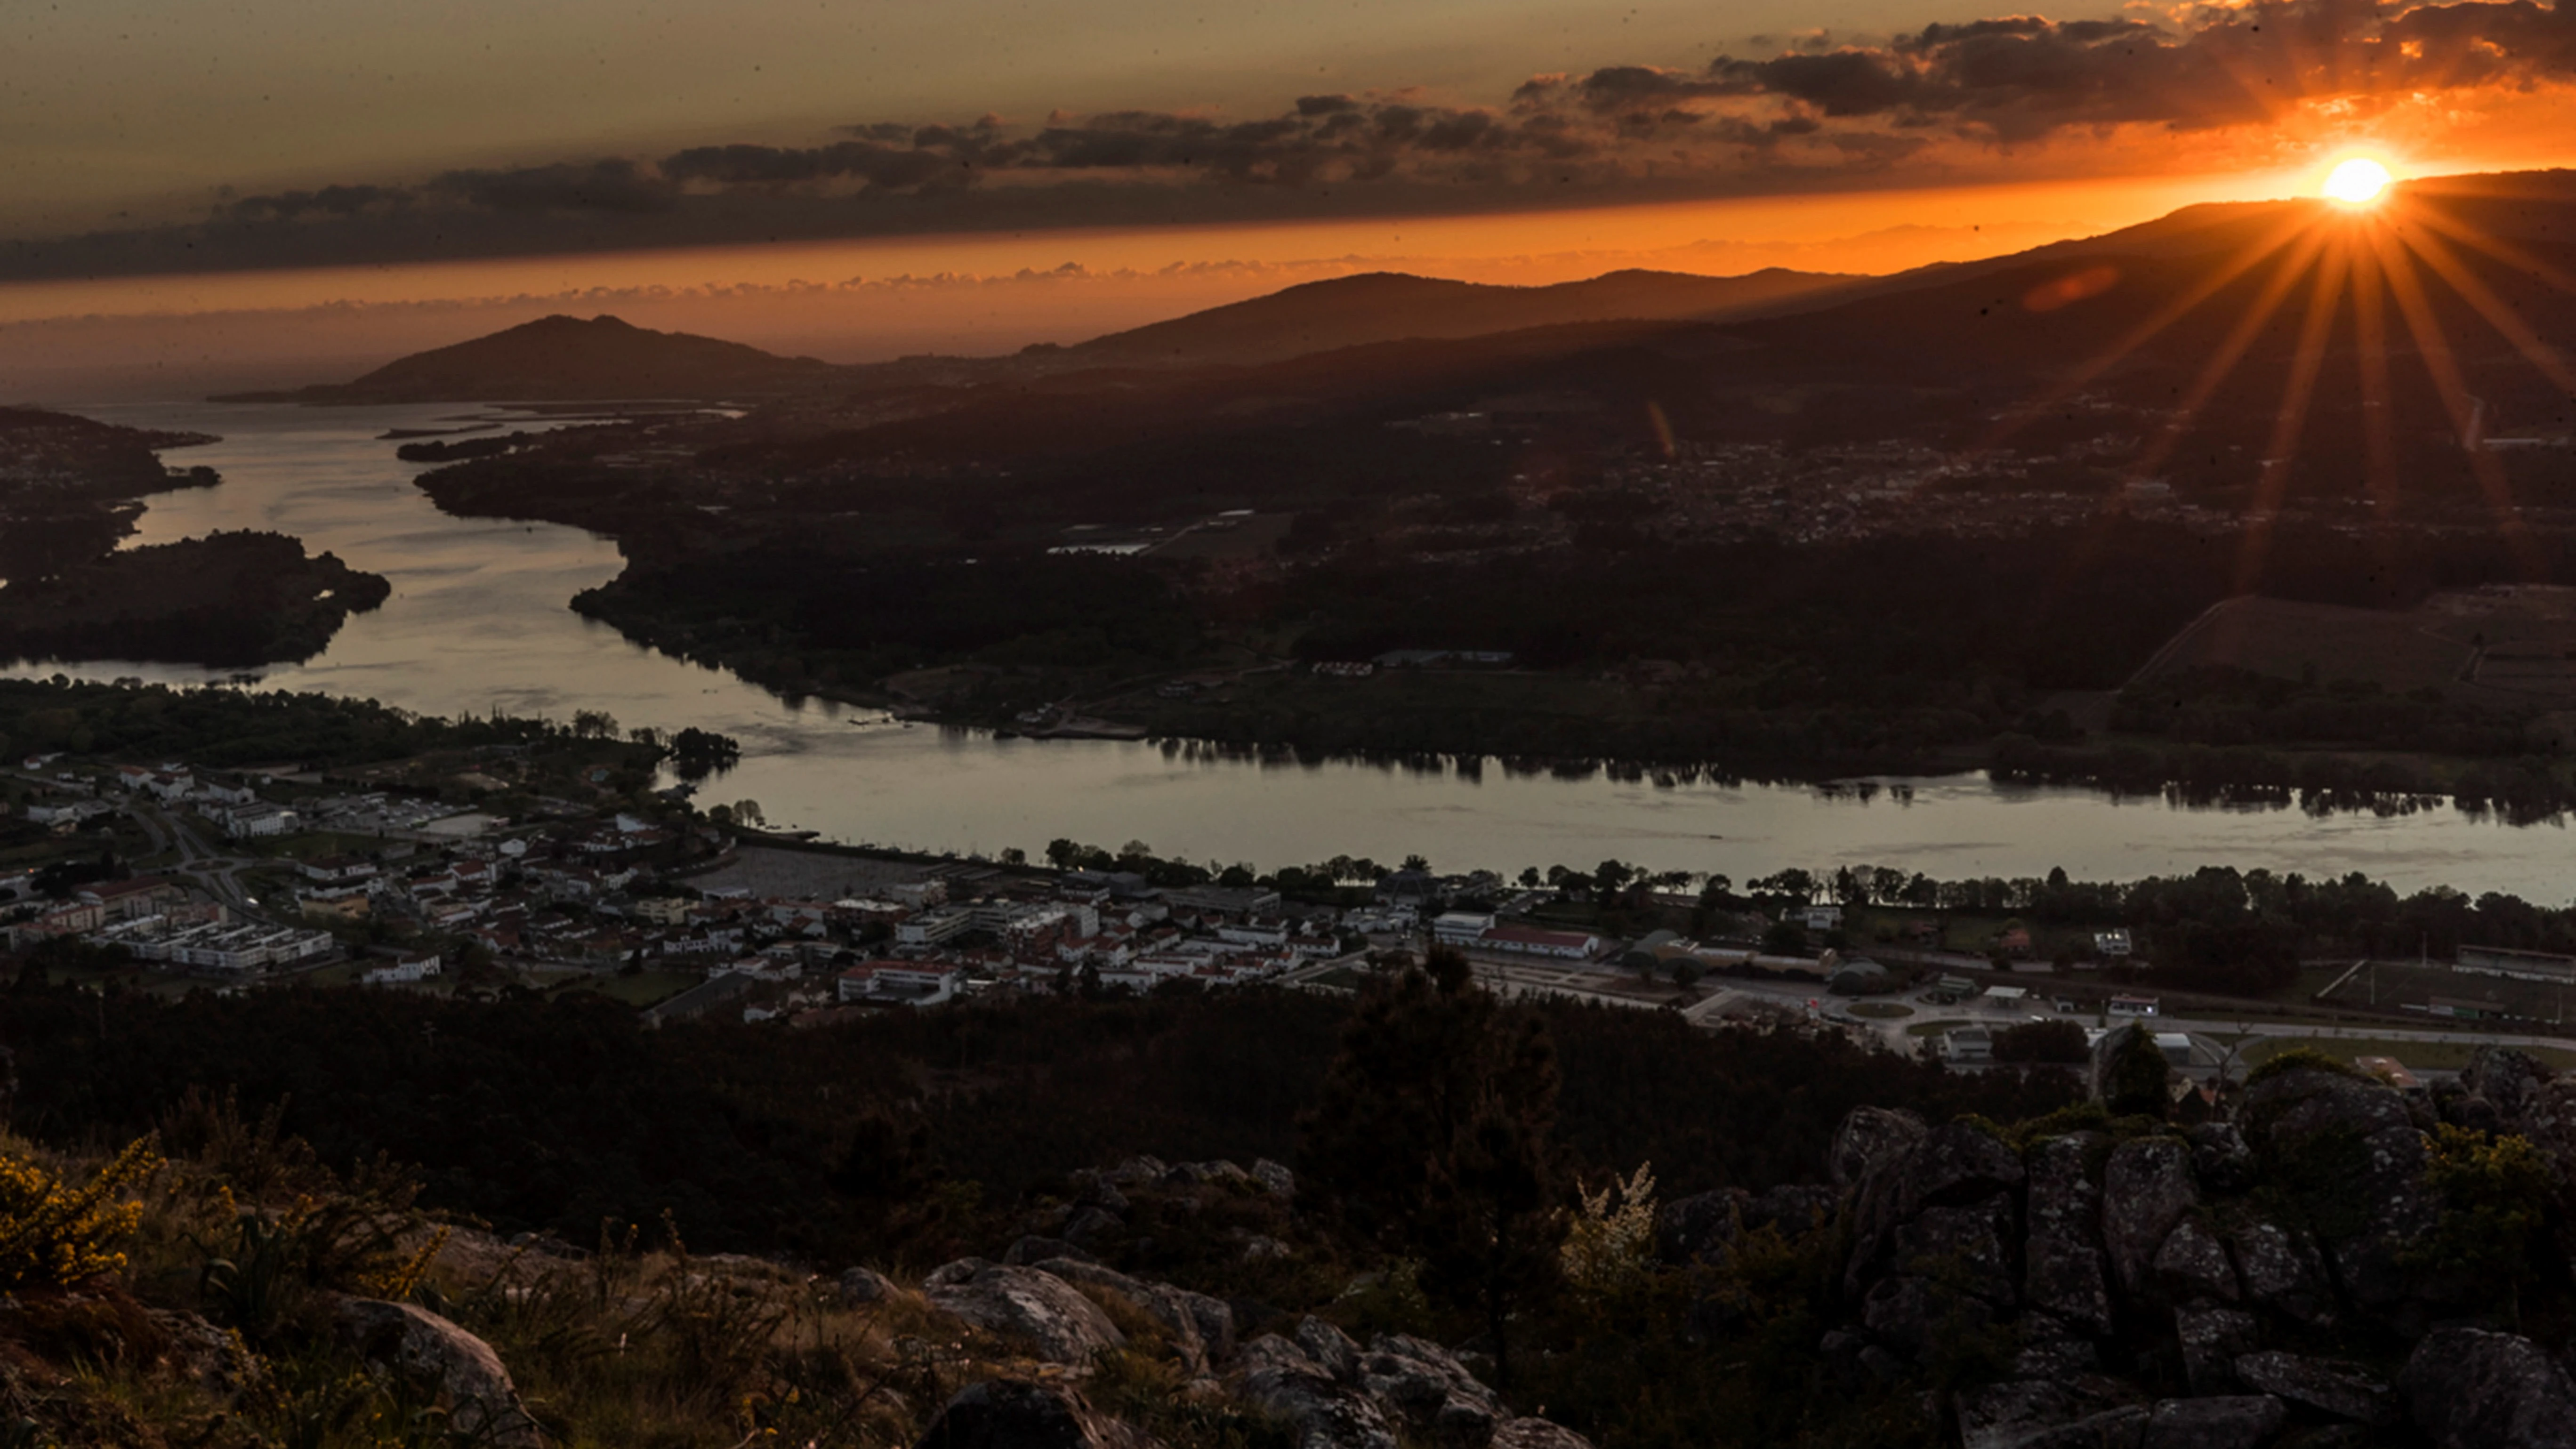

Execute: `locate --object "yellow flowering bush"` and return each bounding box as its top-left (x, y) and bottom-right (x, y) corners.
top-left (0, 1138), bottom-right (162, 1291)
top-left (1561, 1161), bottom-right (1659, 1297)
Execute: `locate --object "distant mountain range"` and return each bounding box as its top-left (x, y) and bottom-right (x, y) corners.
top-left (220, 169), bottom-right (2576, 426)
top-left (211, 266), bottom-right (1862, 402)
top-left (1050, 267), bottom-right (1856, 367)
top-left (211, 314), bottom-right (837, 404)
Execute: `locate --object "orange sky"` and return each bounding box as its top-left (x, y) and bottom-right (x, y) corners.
top-left (10, 1), bottom-right (2576, 397)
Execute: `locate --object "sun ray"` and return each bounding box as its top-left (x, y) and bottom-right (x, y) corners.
top-left (2367, 221), bottom-right (2538, 570)
top-left (1970, 209), bottom-right (2322, 457)
top-left (2350, 233), bottom-right (2402, 523)
top-left (2127, 227), bottom-right (2330, 483)
top-left (2233, 233), bottom-right (2352, 594)
top-left (2408, 204), bottom-right (2576, 298)
top-left (2390, 214), bottom-right (2576, 400)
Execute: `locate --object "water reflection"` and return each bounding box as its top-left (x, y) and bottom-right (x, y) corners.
top-left (6, 401), bottom-right (2574, 896)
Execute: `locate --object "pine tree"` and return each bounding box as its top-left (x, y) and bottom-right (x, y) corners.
top-left (1300, 946), bottom-right (1564, 1382)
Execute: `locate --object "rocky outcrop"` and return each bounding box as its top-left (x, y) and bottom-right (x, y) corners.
top-left (1803, 1053), bottom-right (2576, 1447)
top-left (1036, 1257), bottom-right (1235, 1370)
top-left (1232, 1319), bottom-right (1582, 1449)
top-left (2140, 1395), bottom-right (2284, 1449)
top-left (2398, 1326), bottom-right (2576, 1449)
top-left (330, 1297), bottom-right (541, 1447)
top-left (915, 1379), bottom-right (1146, 1449)
top-left (1355, 1333), bottom-right (1505, 1444)
top-left (2023, 1134), bottom-right (2113, 1336)
top-left (2230, 1351), bottom-right (2392, 1427)
top-left (1830, 1105), bottom-right (1927, 1189)
top-left (2237, 1065), bottom-right (2437, 1317)
top-left (837, 1265), bottom-right (898, 1305)
top-left (1489, 1419), bottom-right (1597, 1449)
top-left (1238, 1332), bottom-right (1398, 1449)
top-left (2100, 1138), bottom-right (2197, 1301)
top-left (921, 1259), bottom-right (1126, 1364)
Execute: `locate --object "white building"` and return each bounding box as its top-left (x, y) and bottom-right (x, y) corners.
top-left (1431, 911), bottom-right (1497, 945)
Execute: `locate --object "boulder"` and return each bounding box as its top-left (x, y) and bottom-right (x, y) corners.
top-left (1062, 1206), bottom-right (1125, 1247)
top-left (1489, 1420), bottom-right (1597, 1449)
top-left (2183, 1124), bottom-right (2255, 1194)
top-left (2226, 1222), bottom-right (2335, 1329)
top-left (1846, 1122), bottom-right (2023, 1298)
top-left (1107, 1155), bottom-right (1169, 1186)
top-left (2025, 1236), bottom-right (2115, 1337)
top-left (2231, 1351), bottom-right (2393, 1427)
top-left (1036, 1259), bottom-right (1233, 1368)
top-left (2170, 1304), bottom-right (2256, 1397)
top-left (837, 1265), bottom-right (899, 1306)
top-left (1747, 1183), bottom-right (1841, 1238)
top-left (1861, 1275), bottom-right (1990, 1361)
top-left (1252, 1158), bottom-right (1297, 1197)
top-left (1240, 1354), bottom-right (1398, 1449)
top-left (2151, 1219), bottom-right (2238, 1305)
top-left (922, 1259), bottom-right (1126, 1364)
top-left (1829, 1105), bottom-right (1927, 1190)
top-left (1956, 1381), bottom-right (2144, 1449)
top-left (1356, 1334), bottom-right (1504, 1444)
top-left (1239, 1333), bottom-right (1325, 1378)
top-left (2239, 1066), bottom-right (2432, 1309)
top-left (1658, 1187), bottom-right (1751, 1264)
top-left (915, 1379), bottom-right (1145, 1449)
top-left (2024, 1135), bottom-right (2113, 1336)
top-left (2458, 1048), bottom-right (2576, 1197)
top-left (1296, 1315), bottom-right (1363, 1383)
top-left (2457, 1046), bottom-right (2552, 1119)
top-left (1898, 1123), bottom-right (2027, 1217)
top-left (2101, 1138), bottom-right (2198, 1301)
top-left (145, 1306), bottom-right (258, 1394)
top-left (1888, 1195), bottom-right (2019, 1304)
top-left (1068, 1169), bottom-right (1131, 1214)
top-left (2012, 1334), bottom-right (2102, 1379)
top-left (2015, 1409), bottom-right (2151, 1449)
top-left (2398, 1326), bottom-right (2576, 1449)
top-left (330, 1297), bottom-right (541, 1447)
top-left (1004, 1235), bottom-right (1094, 1266)
top-left (2139, 1395), bottom-right (2285, 1449)
top-left (2025, 1134), bottom-right (2104, 1244)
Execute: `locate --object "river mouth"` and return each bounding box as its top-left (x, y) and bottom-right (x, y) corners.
top-left (4, 399), bottom-right (2571, 895)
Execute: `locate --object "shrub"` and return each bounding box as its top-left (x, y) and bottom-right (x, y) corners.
top-left (0, 1138), bottom-right (161, 1292)
top-left (2244, 1046), bottom-right (2367, 1087)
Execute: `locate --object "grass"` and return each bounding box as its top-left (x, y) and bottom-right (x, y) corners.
top-left (2241, 1035), bottom-right (2576, 1072)
top-left (1904, 1018), bottom-right (1980, 1038)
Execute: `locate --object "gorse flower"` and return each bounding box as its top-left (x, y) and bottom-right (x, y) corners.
top-left (0, 1137), bottom-right (162, 1291)
top-left (1561, 1161), bottom-right (1658, 1297)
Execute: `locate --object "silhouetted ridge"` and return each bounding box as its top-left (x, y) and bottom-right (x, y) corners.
top-left (1063, 266), bottom-right (1856, 366)
top-left (214, 313), bottom-right (834, 403)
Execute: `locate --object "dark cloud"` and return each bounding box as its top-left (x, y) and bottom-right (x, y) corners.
top-left (15, 0), bottom-right (2576, 282)
top-left (425, 160), bottom-right (676, 214)
top-left (1691, 0), bottom-right (2576, 142)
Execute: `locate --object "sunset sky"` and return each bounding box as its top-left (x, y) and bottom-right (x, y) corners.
top-left (8, 0), bottom-right (2576, 395)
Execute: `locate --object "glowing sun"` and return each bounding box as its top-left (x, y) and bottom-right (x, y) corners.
top-left (2324, 158), bottom-right (2393, 206)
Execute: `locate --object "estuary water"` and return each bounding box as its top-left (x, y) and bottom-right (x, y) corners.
top-left (10, 401), bottom-right (2574, 897)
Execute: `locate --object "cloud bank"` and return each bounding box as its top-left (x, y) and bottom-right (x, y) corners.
top-left (9, 0), bottom-right (2575, 282)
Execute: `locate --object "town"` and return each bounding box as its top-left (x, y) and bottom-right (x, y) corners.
top-left (12, 726), bottom-right (2576, 1097)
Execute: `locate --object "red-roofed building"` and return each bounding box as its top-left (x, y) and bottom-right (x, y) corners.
top-left (1478, 924), bottom-right (1603, 960)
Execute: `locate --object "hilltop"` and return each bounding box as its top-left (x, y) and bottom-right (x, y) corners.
top-left (212, 313), bottom-right (838, 404)
top-left (1054, 266), bottom-right (1854, 367)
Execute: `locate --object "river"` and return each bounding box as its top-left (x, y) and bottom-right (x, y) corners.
top-left (8, 401), bottom-right (2573, 896)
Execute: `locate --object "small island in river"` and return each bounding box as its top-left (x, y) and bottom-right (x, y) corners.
top-left (0, 530), bottom-right (392, 669)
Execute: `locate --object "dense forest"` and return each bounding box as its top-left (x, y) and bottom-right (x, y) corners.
top-left (0, 981), bottom-right (2073, 1268)
top-left (0, 676), bottom-right (596, 768)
